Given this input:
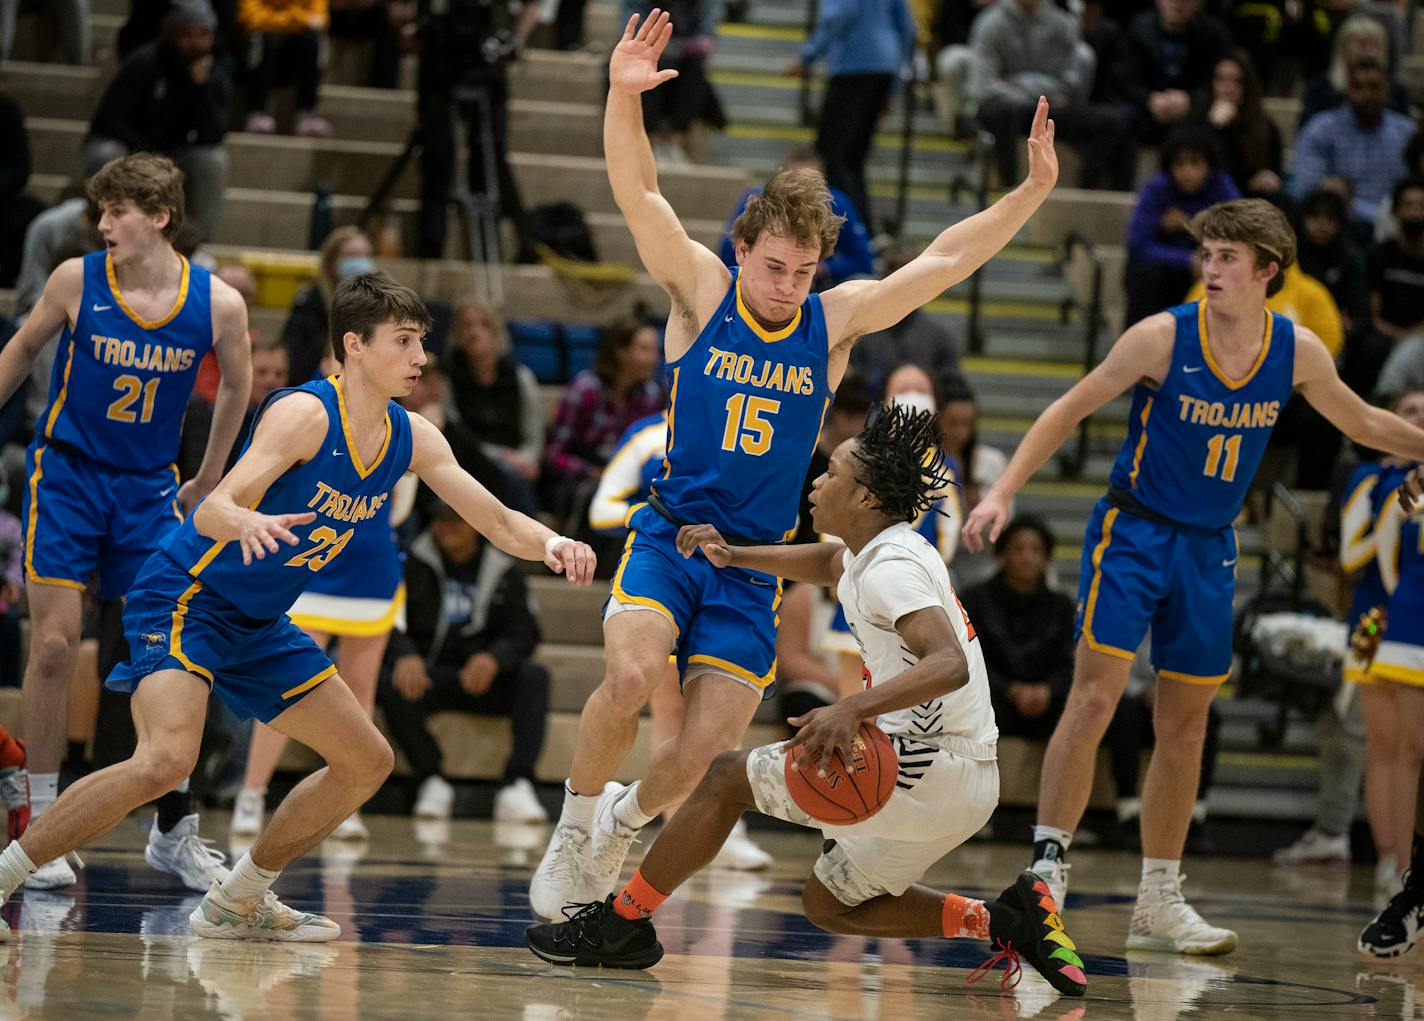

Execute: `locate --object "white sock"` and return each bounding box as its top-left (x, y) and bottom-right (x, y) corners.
top-left (1033, 824), bottom-right (1073, 854)
top-left (612, 781), bottom-right (654, 831)
top-left (0, 842), bottom-right (36, 900)
top-left (219, 852), bottom-right (281, 904)
top-left (1116, 797), bottom-right (1141, 823)
top-left (30, 773), bottom-right (58, 819)
top-left (1141, 857), bottom-right (1180, 888)
top-left (559, 782), bottom-right (599, 832)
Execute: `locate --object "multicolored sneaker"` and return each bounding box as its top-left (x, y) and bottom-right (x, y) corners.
top-left (974, 870), bottom-right (1088, 997)
top-left (189, 880), bottom-right (340, 942)
top-left (525, 896), bottom-right (664, 969)
top-left (1358, 873), bottom-right (1423, 958)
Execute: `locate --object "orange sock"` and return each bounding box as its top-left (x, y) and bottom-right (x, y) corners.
top-left (942, 894), bottom-right (990, 939)
top-left (612, 868), bottom-right (669, 921)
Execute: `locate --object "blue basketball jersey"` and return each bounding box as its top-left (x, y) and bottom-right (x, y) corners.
top-left (39, 250), bottom-right (212, 471)
top-left (1341, 461), bottom-right (1412, 620)
top-left (1108, 301), bottom-right (1295, 530)
top-left (160, 377), bottom-right (413, 620)
top-left (651, 270), bottom-right (832, 543)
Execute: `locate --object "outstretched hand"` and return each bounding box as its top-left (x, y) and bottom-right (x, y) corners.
top-left (676, 523), bottom-right (733, 567)
top-left (545, 539), bottom-right (597, 585)
top-left (609, 9), bottom-right (679, 95)
top-left (1025, 96), bottom-right (1058, 192)
top-left (961, 492), bottom-right (1010, 553)
top-left (238, 511), bottom-right (315, 566)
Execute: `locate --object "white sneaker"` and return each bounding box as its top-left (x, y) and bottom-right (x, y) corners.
top-left (1376, 856), bottom-right (1403, 891)
top-left (1272, 828), bottom-right (1350, 865)
top-left (588, 782), bottom-right (642, 901)
top-left (1126, 875), bottom-right (1238, 955)
top-left (230, 788), bottom-right (264, 837)
top-left (529, 821), bottom-right (593, 920)
top-left (329, 812), bottom-right (368, 841)
top-left (189, 880), bottom-right (340, 942)
top-left (1030, 858), bottom-right (1070, 913)
top-left (414, 776), bottom-right (454, 820)
top-left (146, 813), bottom-right (230, 892)
top-left (24, 854), bottom-right (78, 891)
top-left (711, 819), bottom-right (772, 871)
top-left (494, 778), bottom-right (548, 824)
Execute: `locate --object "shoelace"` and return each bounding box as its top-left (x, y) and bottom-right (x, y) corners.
top-left (966, 938), bottom-right (1024, 990)
top-left (545, 827), bottom-right (590, 884)
top-left (555, 900), bottom-right (609, 949)
top-left (178, 833), bottom-right (226, 870)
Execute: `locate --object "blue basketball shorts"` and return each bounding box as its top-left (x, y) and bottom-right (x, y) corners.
top-left (1373, 589), bottom-right (1424, 689)
top-left (22, 440), bottom-right (182, 599)
top-left (606, 504), bottom-right (781, 699)
top-left (106, 552), bottom-right (337, 723)
top-left (1074, 498), bottom-right (1238, 683)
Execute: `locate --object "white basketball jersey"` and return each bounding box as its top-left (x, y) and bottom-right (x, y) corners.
top-left (836, 523), bottom-right (998, 746)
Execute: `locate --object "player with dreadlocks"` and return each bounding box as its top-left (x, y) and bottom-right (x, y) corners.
top-left (525, 405), bottom-right (1089, 997)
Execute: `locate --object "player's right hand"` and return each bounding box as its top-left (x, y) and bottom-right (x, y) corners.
top-left (676, 524), bottom-right (732, 566)
top-left (1401, 468), bottom-right (1423, 514)
top-left (961, 493), bottom-right (1010, 553)
top-left (238, 511), bottom-right (316, 565)
top-left (610, 9), bottom-right (680, 95)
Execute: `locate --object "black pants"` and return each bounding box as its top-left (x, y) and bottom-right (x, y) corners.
top-left (378, 659), bottom-right (549, 783)
top-left (1124, 260), bottom-right (1195, 329)
top-left (642, 53), bottom-right (708, 135)
top-left (975, 95), bottom-right (1137, 191)
top-left (553, 0), bottom-right (587, 50)
top-left (247, 30), bottom-right (321, 113)
top-left (990, 688), bottom-right (1068, 744)
top-left (417, 72), bottom-right (531, 260)
top-left (815, 72), bottom-right (894, 229)
top-left (328, 4), bottom-right (402, 89)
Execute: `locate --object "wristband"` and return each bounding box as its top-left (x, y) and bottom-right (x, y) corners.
top-left (545, 535), bottom-right (573, 558)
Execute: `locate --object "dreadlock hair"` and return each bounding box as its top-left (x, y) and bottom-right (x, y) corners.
top-left (851, 403), bottom-right (954, 523)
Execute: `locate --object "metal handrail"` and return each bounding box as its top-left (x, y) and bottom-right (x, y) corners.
top-left (1263, 481), bottom-right (1309, 604)
top-left (1059, 231), bottom-right (1104, 477)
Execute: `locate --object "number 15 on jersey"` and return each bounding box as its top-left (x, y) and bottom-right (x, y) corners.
top-left (722, 394), bottom-right (780, 456)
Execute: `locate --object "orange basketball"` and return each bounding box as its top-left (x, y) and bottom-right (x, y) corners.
top-left (784, 721), bottom-right (898, 824)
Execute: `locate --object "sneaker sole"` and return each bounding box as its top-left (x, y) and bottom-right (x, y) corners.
top-left (23, 869), bottom-right (74, 891)
top-left (527, 939), bottom-right (664, 969)
top-left (1126, 931), bottom-right (1238, 955)
top-left (1357, 936), bottom-right (1420, 958)
top-left (189, 909), bottom-right (341, 943)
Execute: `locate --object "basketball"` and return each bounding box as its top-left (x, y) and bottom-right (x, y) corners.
top-left (784, 721), bottom-right (898, 825)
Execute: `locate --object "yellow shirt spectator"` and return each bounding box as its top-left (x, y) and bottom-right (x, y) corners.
top-left (1186, 264), bottom-right (1343, 358)
top-left (239, 0), bottom-right (328, 34)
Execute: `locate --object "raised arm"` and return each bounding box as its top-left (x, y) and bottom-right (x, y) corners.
top-left (675, 523), bottom-right (845, 586)
top-left (962, 312), bottom-right (1175, 551)
top-left (180, 281), bottom-right (252, 511)
top-left (408, 412), bottom-right (595, 583)
top-left (821, 98), bottom-right (1058, 344)
top-left (0, 258), bottom-right (81, 406)
top-left (605, 10), bottom-right (729, 358)
top-left (1296, 329), bottom-right (1424, 462)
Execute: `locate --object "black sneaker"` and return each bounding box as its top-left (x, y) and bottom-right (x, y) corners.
top-left (984, 870), bottom-right (1088, 997)
top-left (1359, 872), bottom-right (1423, 958)
top-left (525, 896), bottom-right (664, 969)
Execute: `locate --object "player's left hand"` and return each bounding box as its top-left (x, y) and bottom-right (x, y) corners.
top-left (545, 539), bottom-right (596, 585)
top-left (1025, 96), bottom-right (1057, 192)
top-left (1400, 468), bottom-right (1423, 514)
top-left (676, 523), bottom-right (733, 566)
top-left (177, 474), bottom-right (219, 515)
top-left (786, 703), bottom-right (862, 778)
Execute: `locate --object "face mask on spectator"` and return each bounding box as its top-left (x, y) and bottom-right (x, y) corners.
top-left (337, 255), bottom-right (377, 279)
top-left (1401, 218), bottom-right (1424, 241)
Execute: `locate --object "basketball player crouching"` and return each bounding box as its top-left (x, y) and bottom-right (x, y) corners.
top-left (526, 406), bottom-right (1088, 997)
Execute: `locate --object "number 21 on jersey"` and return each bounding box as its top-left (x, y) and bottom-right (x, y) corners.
top-left (722, 394), bottom-right (780, 456)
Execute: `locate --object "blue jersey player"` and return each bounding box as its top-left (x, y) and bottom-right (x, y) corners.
top-left (963, 199), bottom-right (1424, 955)
top-left (0, 154), bottom-right (252, 893)
top-left (0, 273), bottom-right (595, 941)
top-left (531, 7), bottom-right (1061, 919)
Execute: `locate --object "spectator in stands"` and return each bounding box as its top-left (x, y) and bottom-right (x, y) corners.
top-left (1372, 131), bottom-right (1424, 245)
top-left (282, 225), bottom-right (375, 386)
top-left (117, 0), bottom-right (243, 60)
top-left (82, 0), bottom-right (233, 242)
top-left (1195, 51), bottom-right (1282, 201)
top-left (849, 245), bottom-right (961, 395)
top-left (938, 374), bottom-right (1009, 586)
top-left (178, 329), bottom-right (287, 480)
top-left (413, 0), bottom-right (539, 262)
top-left (541, 319), bottom-right (664, 530)
top-left (1298, 188), bottom-right (1371, 340)
top-left (1124, 126), bottom-right (1240, 327)
top-left (969, 0), bottom-right (1136, 190)
top-left (1366, 178), bottom-right (1424, 399)
top-left (444, 298), bottom-right (543, 516)
top-left (792, 0), bottom-right (917, 228)
top-left (14, 193), bottom-right (99, 322)
top-left (0, 94), bottom-right (42, 289)
top-left (1291, 59), bottom-right (1414, 238)
top-left (719, 148), bottom-right (873, 290)
top-left (328, 0), bottom-right (406, 89)
top-left (0, 0), bottom-right (88, 63)
top-left (377, 497), bottom-right (551, 824)
top-left (399, 364), bottom-right (509, 532)
top-left (1298, 14), bottom-right (1409, 129)
top-left (960, 516), bottom-right (1073, 743)
top-left (794, 375), bottom-right (871, 544)
top-left (930, 0), bottom-right (981, 139)
top-left (238, 0), bottom-right (334, 137)
top-left (1111, 0), bottom-right (1232, 146)
top-left (623, 1), bottom-right (722, 164)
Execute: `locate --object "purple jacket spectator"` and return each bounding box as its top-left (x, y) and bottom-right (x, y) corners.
top-left (543, 371), bottom-right (665, 483)
top-left (1127, 169), bottom-right (1241, 269)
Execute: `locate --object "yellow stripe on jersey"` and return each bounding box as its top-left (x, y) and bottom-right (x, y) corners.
top-left (1159, 669), bottom-right (1230, 686)
top-left (735, 276), bottom-right (801, 342)
top-left (169, 579), bottom-right (215, 683)
top-left (1198, 301), bottom-right (1272, 391)
top-left (1128, 397), bottom-right (1153, 488)
top-left (609, 529), bottom-right (680, 636)
top-left (107, 253), bottom-right (190, 331)
top-left (661, 368), bottom-right (681, 479)
top-left (42, 338), bottom-right (76, 441)
top-left (687, 653), bottom-right (777, 690)
top-left (281, 663), bottom-right (339, 700)
top-left (289, 585), bottom-right (408, 637)
top-left (330, 374), bottom-right (391, 480)
top-left (1081, 507), bottom-right (1135, 661)
top-left (23, 446), bottom-right (87, 591)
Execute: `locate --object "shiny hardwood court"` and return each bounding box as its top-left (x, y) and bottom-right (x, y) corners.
top-left (0, 814), bottom-right (1417, 1019)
